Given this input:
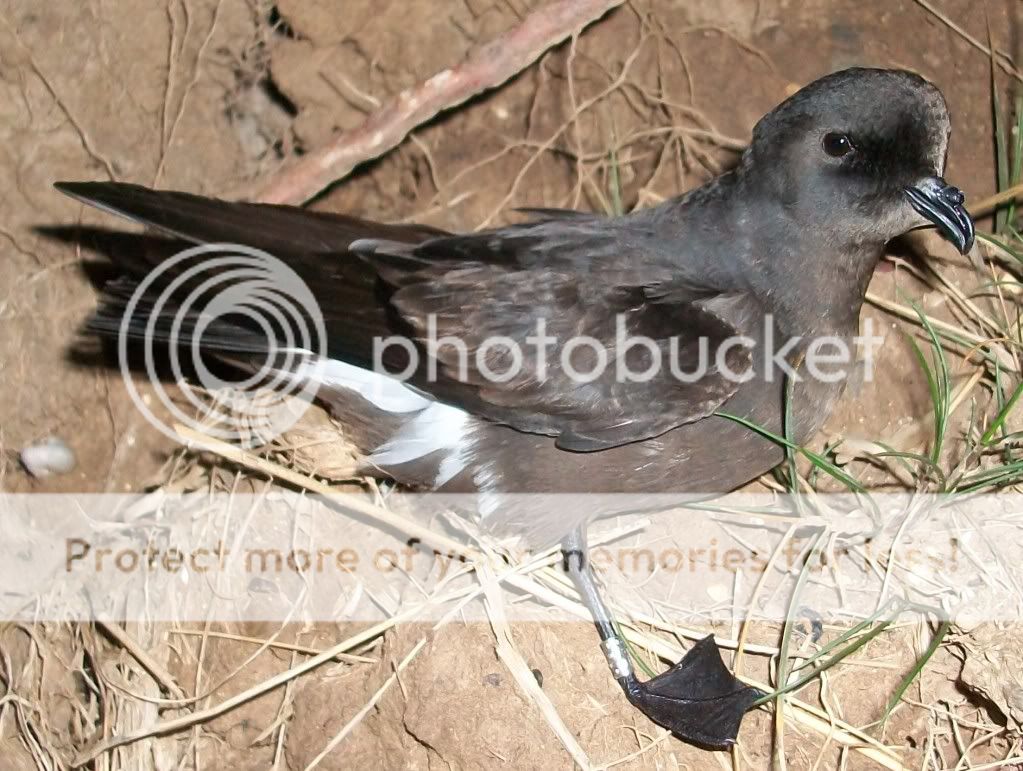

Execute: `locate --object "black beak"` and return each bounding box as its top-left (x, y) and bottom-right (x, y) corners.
top-left (904, 177), bottom-right (975, 255)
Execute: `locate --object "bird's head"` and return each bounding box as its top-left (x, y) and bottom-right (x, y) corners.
top-left (745, 67), bottom-right (974, 255)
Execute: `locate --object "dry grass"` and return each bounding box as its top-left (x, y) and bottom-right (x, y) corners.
top-left (6, 3), bottom-right (1023, 770)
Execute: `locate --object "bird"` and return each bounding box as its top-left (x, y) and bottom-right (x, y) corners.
top-left (56, 66), bottom-right (974, 748)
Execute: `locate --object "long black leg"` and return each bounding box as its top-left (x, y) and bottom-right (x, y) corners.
top-left (561, 525), bottom-right (763, 749)
top-left (561, 527), bottom-right (636, 687)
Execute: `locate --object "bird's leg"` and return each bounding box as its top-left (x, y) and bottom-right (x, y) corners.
top-left (561, 527), bottom-right (638, 689)
top-left (561, 526), bottom-right (763, 749)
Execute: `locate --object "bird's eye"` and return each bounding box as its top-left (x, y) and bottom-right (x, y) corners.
top-left (822, 132), bottom-right (854, 157)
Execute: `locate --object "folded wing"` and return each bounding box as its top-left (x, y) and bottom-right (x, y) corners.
top-left (59, 181), bottom-right (753, 453)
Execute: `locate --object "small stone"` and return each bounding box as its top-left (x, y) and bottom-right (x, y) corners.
top-left (20, 437), bottom-right (76, 478)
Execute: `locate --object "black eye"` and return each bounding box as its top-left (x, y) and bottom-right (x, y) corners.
top-left (822, 132), bottom-right (854, 157)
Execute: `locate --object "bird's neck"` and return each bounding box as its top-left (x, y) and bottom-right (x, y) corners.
top-left (751, 226), bottom-right (882, 336)
top-left (728, 172), bottom-right (886, 336)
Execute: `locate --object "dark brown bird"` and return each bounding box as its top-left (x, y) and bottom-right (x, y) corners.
top-left (57, 67), bottom-right (974, 747)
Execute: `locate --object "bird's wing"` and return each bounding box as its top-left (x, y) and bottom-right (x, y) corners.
top-left (58, 182), bottom-right (751, 451)
top-left (359, 240), bottom-right (754, 451)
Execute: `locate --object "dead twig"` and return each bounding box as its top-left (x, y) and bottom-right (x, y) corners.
top-left (909, 0), bottom-right (1023, 82)
top-left (254, 0), bottom-right (625, 205)
top-left (971, 181), bottom-right (1023, 218)
top-left (97, 621), bottom-right (187, 701)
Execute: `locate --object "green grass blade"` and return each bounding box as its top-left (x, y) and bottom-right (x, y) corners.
top-left (982, 373), bottom-right (1023, 445)
top-left (715, 411), bottom-right (866, 493)
top-left (993, 61), bottom-right (1010, 233)
top-left (977, 231), bottom-right (1023, 264)
top-left (754, 605), bottom-right (897, 706)
top-left (868, 445), bottom-right (948, 488)
top-left (955, 461), bottom-right (1023, 491)
top-left (788, 597), bottom-right (902, 674)
top-left (1010, 94), bottom-right (1023, 225)
top-left (902, 298), bottom-right (951, 464)
top-left (879, 620), bottom-right (951, 728)
top-left (905, 333), bottom-right (943, 462)
top-left (615, 618), bottom-right (657, 678)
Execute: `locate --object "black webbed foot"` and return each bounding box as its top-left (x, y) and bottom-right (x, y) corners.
top-left (562, 529), bottom-right (762, 749)
top-left (620, 635), bottom-right (763, 748)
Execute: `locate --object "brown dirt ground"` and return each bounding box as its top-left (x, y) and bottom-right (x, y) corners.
top-left (2, 0), bottom-right (1022, 768)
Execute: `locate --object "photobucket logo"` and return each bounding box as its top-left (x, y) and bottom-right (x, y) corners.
top-left (117, 243), bottom-right (326, 446)
top-left (373, 315), bottom-right (883, 386)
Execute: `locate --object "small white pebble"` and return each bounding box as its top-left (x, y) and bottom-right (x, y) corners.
top-left (20, 437), bottom-right (76, 478)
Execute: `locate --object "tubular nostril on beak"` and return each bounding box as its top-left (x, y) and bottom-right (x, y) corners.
top-left (943, 186), bottom-right (965, 206)
top-left (905, 178), bottom-right (975, 255)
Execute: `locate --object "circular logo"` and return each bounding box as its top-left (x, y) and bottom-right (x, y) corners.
top-left (117, 243), bottom-right (327, 447)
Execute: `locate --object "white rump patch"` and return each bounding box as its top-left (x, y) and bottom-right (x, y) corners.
top-left (290, 357), bottom-right (471, 487)
top-left (370, 401), bottom-right (470, 486)
top-left (302, 359), bottom-right (431, 413)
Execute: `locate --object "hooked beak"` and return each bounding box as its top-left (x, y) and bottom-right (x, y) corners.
top-left (904, 177), bottom-right (975, 255)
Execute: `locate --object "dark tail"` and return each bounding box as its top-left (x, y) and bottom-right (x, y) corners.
top-left (55, 181), bottom-right (446, 255)
top-left (57, 181), bottom-right (447, 364)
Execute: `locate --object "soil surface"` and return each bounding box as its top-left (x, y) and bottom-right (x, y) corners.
top-left (2, 0), bottom-right (1021, 768)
